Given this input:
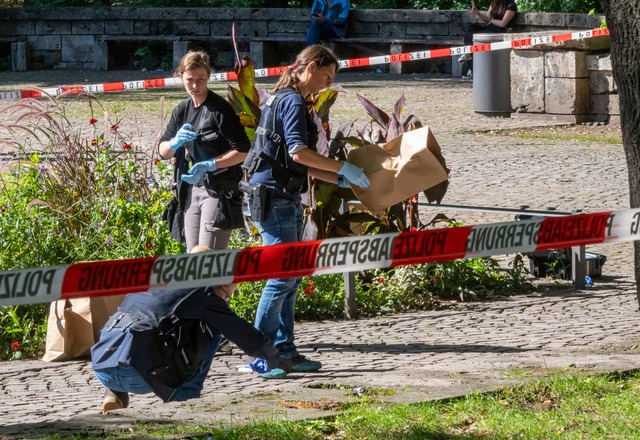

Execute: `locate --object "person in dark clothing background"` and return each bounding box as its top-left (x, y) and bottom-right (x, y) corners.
top-left (306, 0), bottom-right (351, 46)
top-left (459, 0), bottom-right (518, 78)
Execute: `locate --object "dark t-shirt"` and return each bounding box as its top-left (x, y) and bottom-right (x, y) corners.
top-left (160, 90), bottom-right (250, 180)
top-left (491, 1), bottom-right (517, 21)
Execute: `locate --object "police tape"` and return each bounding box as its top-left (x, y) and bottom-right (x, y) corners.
top-left (0, 205), bottom-right (637, 308)
top-left (0, 28), bottom-right (610, 102)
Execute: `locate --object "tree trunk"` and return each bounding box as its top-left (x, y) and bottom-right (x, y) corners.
top-left (601, 0), bottom-right (640, 309)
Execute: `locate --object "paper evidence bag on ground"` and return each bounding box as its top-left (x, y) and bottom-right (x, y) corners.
top-left (346, 126), bottom-right (450, 213)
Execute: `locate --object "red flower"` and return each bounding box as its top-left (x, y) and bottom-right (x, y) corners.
top-left (146, 243), bottom-right (152, 249)
top-left (379, 277), bottom-right (385, 283)
top-left (11, 341), bottom-right (20, 351)
top-left (89, 118), bottom-right (98, 125)
top-left (110, 124), bottom-right (119, 132)
top-left (154, 159), bottom-right (160, 166)
top-left (303, 280), bottom-right (315, 297)
top-left (122, 143), bottom-right (132, 150)
top-left (91, 138), bottom-right (97, 146)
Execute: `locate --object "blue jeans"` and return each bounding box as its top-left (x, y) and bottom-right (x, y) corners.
top-left (254, 197), bottom-right (303, 358)
top-left (306, 20), bottom-right (341, 46)
top-left (94, 335), bottom-right (221, 402)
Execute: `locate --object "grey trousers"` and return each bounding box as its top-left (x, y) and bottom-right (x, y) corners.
top-left (184, 185), bottom-right (231, 253)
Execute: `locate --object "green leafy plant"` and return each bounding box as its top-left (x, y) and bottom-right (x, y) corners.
top-left (0, 90), bottom-right (180, 360)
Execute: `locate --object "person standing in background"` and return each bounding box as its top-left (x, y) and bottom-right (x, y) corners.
top-left (459, 0), bottom-right (518, 78)
top-left (158, 50), bottom-right (250, 252)
top-left (306, 0), bottom-right (351, 46)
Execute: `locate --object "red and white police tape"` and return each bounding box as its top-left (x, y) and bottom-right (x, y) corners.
top-left (1, 206), bottom-right (637, 308)
top-left (0, 28), bottom-right (609, 102)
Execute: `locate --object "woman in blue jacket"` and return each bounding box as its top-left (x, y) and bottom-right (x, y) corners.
top-left (306, 0), bottom-right (351, 46)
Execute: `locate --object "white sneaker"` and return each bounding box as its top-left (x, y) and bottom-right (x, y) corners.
top-left (463, 69), bottom-right (473, 79)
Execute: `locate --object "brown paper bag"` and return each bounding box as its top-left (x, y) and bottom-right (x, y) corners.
top-left (347, 126), bottom-right (450, 213)
top-left (42, 295), bottom-right (125, 362)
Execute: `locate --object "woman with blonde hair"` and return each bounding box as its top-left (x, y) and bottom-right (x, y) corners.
top-left (242, 44), bottom-right (369, 372)
top-left (158, 50), bottom-right (250, 252)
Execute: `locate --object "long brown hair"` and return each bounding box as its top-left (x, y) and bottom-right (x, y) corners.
top-left (490, 0), bottom-right (509, 18)
top-left (273, 45), bottom-right (339, 94)
top-left (175, 50), bottom-right (212, 77)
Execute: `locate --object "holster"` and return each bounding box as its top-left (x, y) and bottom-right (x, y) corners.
top-left (239, 180), bottom-right (269, 222)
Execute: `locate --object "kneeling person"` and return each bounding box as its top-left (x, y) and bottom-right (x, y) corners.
top-left (91, 283), bottom-right (290, 413)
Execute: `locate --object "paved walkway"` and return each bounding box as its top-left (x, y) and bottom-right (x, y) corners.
top-left (1, 72), bottom-right (638, 439)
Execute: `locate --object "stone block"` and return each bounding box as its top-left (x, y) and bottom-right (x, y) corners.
top-left (590, 70), bottom-right (616, 94)
top-left (0, 22), bottom-right (35, 36)
top-left (545, 77), bottom-right (589, 114)
top-left (591, 94), bottom-right (620, 116)
top-left (41, 51), bottom-right (61, 68)
top-left (586, 53), bottom-right (612, 71)
top-left (150, 21), bottom-right (175, 36)
top-left (566, 13), bottom-right (605, 29)
top-left (510, 50), bottom-right (545, 113)
top-left (507, 31), bottom-right (610, 51)
top-left (27, 36), bottom-right (61, 51)
top-left (173, 40), bottom-right (188, 70)
top-left (544, 50), bottom-right (587, 78)
top-left (134, 21), bottom-right (150, 34)
top-left (61, 35), bottom-right (95, 63)
top-left (36, 21), bottom-right (70, 35)
top-left (229, 22), bottom-right (265, 38)
top-left (347, 21), bottom-right (379, 38)
top-left (214, 51), bottom-right (233, 68)
top-left (268, 20), bottom-right (307, 36)
top-left (379, 23), bottom-right (406, 39)
top-left (406, 23), bottom-right (449, 37)
top-left (72, 21), bottom-right (104, 35)
top-left (174, 21), bottom-right (209, 36)
top-left (93, 40), bottom-right (108, 70)
top-left (11, 41), bottom-right (28, 71)
top-left (231, 20), bottom-right (264, 38)
top-left (106, 21), bottom-right (134, 35)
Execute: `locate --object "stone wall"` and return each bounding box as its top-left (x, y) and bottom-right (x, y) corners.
top-left (509, 31), bottom-right (616, 124)
top-left (0, 8), bottom-right (604, 71)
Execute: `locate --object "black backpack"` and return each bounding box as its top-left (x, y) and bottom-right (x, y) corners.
top-left (128, 313), bottom-right (214, 402)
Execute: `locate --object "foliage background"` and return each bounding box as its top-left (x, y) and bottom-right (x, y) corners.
top-left (0, 0), bottom-right (603, 13)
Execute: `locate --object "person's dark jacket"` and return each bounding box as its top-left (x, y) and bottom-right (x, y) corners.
top-left (91, 287), bottom-right (285, 402)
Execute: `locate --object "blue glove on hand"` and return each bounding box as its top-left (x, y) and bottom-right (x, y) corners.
top-left (337, 161), bottom-right (370, 188)
top-left (169, 123), bottom-right (198, 150)
top-left (337, 175), bottom-right (350, 188)
top-left (180, 158), bottom-right (217, 185)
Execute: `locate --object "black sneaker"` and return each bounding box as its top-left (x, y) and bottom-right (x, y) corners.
top-left (288, 354), bottom-right (322, 372)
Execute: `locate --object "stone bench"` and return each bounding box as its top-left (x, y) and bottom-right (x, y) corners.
top-left (94, 35), bottom-right (252, 71)
top-left (249, 36), bottom-right (464, 75)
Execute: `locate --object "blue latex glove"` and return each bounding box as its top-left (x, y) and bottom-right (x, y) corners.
top-left (180, 158), bottom-right (217, 185)
top-left (337, 175), bottom-right (350, 188)
top-left (337, 161), bottom-right (370, 188)
top-left (169, 123), bottom-right (198, 150)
